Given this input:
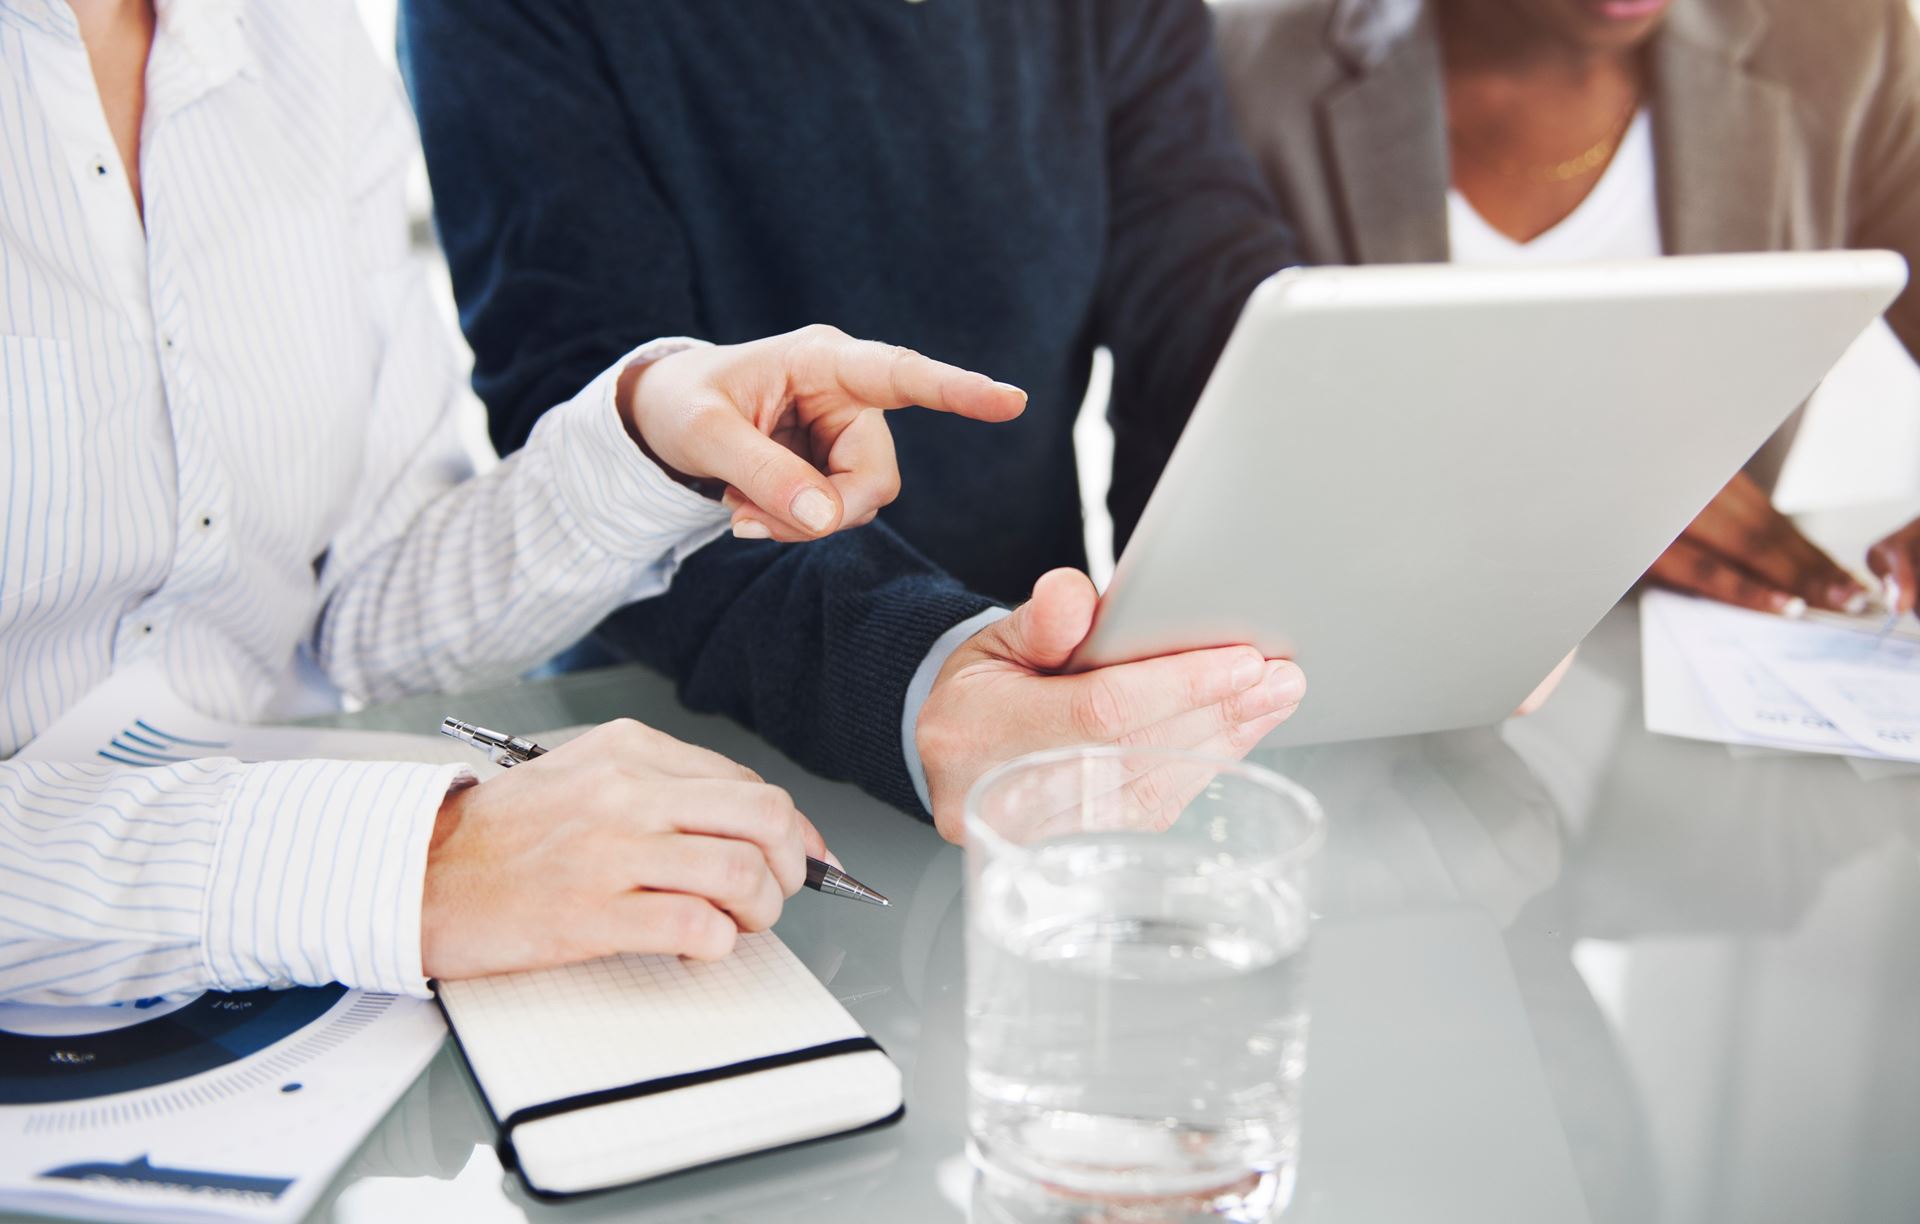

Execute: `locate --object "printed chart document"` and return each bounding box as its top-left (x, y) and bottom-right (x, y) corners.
top-left (1640, 589), bottom-right (1920, 764)
top-left (0, 662), bottom-right (471, 1224)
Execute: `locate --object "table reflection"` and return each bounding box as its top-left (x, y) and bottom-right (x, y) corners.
top-left (275, 615), bottom-right (1920, 1224)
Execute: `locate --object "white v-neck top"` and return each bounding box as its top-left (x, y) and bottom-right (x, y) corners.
top-left (1448, 111), bottom-right (1663, 264)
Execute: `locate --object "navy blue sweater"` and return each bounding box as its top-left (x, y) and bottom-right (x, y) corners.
top-left (401, 0), bottom-right (1296, 812)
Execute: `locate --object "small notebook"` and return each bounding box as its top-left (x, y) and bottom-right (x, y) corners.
top-left (435, 931), bottom-right (903, 1199)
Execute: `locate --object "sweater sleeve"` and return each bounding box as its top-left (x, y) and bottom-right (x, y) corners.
top-left (401, 0), bottom-right (996, 814)
top-left (1092, 0), bottom-right (1302, 551)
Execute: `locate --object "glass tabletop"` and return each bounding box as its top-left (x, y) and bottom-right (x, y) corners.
top-left (104, 600), bottom-right (1920, 1223)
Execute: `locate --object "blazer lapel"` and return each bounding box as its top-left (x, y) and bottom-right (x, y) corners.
top-left (1317, 4), bottom-right (1451, 264)
top-left (1650, 0), bottom-right (1794, 255)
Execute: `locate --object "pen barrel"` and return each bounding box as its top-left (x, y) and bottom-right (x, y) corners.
top-left (805, 857), bottom-right (830, 891)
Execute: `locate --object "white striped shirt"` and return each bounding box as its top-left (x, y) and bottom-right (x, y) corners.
top-left (0, 0), bottom-right (731, 1004)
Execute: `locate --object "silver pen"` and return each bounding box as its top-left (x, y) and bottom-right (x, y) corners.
top-left (440, 717), bottom-right (889, 907)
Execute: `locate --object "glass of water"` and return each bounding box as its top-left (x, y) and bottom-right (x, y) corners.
top-left (965, 746), bottom-right (1325, 1223)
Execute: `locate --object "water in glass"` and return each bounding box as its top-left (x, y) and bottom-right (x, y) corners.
top-left (967, 832), bottom-right (1311, 1211)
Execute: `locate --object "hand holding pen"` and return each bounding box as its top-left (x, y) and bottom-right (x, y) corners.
top-left (420, 719), bottom-right (884, 984)
top-left (442, 718), bottom-right (887, 906)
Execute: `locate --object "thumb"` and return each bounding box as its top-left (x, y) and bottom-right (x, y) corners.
top-left (989, 569), bottom-right (1099, 671)
top-left (684, 409), bottom-right (844, 538)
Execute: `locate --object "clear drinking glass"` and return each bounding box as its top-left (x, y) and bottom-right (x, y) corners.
top-left (965, 747), bottom-right (1326, 1224)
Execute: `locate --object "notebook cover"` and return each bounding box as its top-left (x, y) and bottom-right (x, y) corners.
top-left (430, 949), bottom-right (904, 1201)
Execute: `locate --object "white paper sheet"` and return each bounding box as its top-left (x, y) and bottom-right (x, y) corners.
top-left (1755, 628), bottom-right (1920, 762)
top-left (1641, 589), bottom-right (1920, 767)
top-left (0, 662), bottom-right (468, 1224)
top-left (13, 659), bottom-right (486, 772)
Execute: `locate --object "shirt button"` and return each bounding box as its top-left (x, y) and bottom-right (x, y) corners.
top-left (141, 623), bottom-right (154, 636)
top-left (199, 514), bottom-right (215, 530)
top-left (95, 162), bottom-right (108, 177)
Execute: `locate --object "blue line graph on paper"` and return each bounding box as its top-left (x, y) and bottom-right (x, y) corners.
top-left (93, 718), bottom-right (233, 768)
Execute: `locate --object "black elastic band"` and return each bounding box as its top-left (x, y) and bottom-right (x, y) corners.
top-left (496, 1036), bottom-right (883, 1156)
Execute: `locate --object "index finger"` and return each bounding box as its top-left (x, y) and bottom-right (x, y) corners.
top-left (666, 779), bottom-right (810, 896)
top-left (800, 335), bottom-right (1027, 422)
top-left (1059, 646), bottom-right (1275, 743)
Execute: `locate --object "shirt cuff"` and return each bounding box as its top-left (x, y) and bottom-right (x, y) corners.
top-left (533, 337), bottom-right (734, 565)
top-left (901, 607), bottom-right (1012, 815)
top-left (202, 759), bottom-right (468, 997)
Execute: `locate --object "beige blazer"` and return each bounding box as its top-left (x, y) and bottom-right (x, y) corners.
top-left (1215, 0), bottom-right (1920, 479)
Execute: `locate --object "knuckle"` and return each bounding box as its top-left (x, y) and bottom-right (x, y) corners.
top-left (886, 345), bottom-right (922, 402)
top-left (718, 844), bottom-right (763, 898)
top-left (739, 890), bottom-right (783, 933)
top-left (742, 447), bottom-right (787, 497)
top-left (754, 784), bottom-right (799, 828)
top-left (668, 898), bottom-right (728, 957)
top-left (1226, 717), bottom-right (1274, 754)
top-left (1126, 770), bottom-right (1171, 819)
top-left (1188, 662), bottom-right (1224, 710)
top-left (1071, 675), bottom-right (1128, 740)
top-left (605, 718), bottom-right (659, 755)
top-left (660, 896), bottom-right (705, 947)
top-left (598, 717), bottom-right (642, 744)
top-left (672, 901), bottom-right (736, 960)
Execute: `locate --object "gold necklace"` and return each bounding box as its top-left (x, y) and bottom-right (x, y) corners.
top-left (1450, 95), bottom-right (1642, 184)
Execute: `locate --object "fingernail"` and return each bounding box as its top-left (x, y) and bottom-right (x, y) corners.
top-left (1239, 662), bottom-right (1305, 718)
top-left (1263, 661), bottom-right (1306, 704)
top-left (825, 849), bottom-right (844, 870)
top-left (1779, 596), bottom-right (1808, 619)
top-left (791, 489), bottom-right (836, 533)
top-left (1839, 587), bottom-right (1870, 616)
top-left (1231, 655), bottom-right (1263, 691)
top-left (991, 380), bottom-right (1028, 402)
top-left (732, 519), bottom-right (772, 540)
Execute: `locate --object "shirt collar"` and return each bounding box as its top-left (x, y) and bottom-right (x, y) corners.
top-left (0, 1), bottom-right (258, 97)
top-left (0, 0), bottom-right (81, 40)
top-left (147, 0), bottom-right (259, 117)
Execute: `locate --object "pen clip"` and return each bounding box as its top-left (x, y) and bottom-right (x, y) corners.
top-left (441, 717), bottom-right (536, 766)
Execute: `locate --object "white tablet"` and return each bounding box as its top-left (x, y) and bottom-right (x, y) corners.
top-left (1073, 252), bottom-right (1907, 745)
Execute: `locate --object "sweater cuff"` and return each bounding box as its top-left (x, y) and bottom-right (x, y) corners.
top-left (531, 338), bottom-right (733, 564)
top-left (901, 607), bottom-right (1012, 815)
top-left (203, 759), bottom-right (466, 997)
top-left (830, 584), bottom-right (1003, 816)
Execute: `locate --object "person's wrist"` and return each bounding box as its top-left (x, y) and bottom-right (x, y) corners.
top-left (420, 779), bottom-right (481, 979)
top-left (914, 636), bottom-right (991, 842)
top-left (904, 608), bottom-right (1009, 819)
top-left (614, 352), bottom-right (726, 499)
